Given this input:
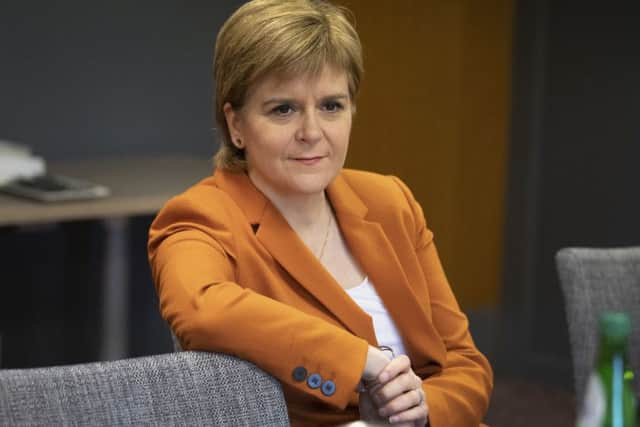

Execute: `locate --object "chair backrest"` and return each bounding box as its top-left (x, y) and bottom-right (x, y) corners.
top-left (555, 247), bottom-right (640, 405)
top-left (0, 351), bottom-right (289, 426)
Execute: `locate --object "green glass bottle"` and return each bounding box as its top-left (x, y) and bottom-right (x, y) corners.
top-left (577, 312), bottom-right (637, 427)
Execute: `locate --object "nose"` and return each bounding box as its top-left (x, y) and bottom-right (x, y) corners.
top-left (295, 110), bottom-right (322, 144)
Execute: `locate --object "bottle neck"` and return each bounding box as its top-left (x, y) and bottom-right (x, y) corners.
top-left (597, 334), bottom-right (629, 363)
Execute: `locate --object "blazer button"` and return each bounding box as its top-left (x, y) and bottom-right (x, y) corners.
top-left (292, 366), bottom-right (307, 382)
top-left (307, 373), bottom-right (322, 389)
top-left (321, 380), bottom-right (336, 396)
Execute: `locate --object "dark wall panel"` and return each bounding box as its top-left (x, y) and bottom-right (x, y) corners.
top-left (533, 2), bottom-right (640, 362)
top-left (0, 1), bottom-right (244, 160)
top-left (501, 0), bottom-right (640, 386)
top-left (0, 222), bottom-right (105, 368)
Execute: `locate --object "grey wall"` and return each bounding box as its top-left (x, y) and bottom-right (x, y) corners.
top-left (501, 0), bottom-right (640, 386)
top-left (0, 1), bottom-right (244, 160)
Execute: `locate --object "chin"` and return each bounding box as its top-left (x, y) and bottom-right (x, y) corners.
top-left (290, 173), bottom-right (335, 195)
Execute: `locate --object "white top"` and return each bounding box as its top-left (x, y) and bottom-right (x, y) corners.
top-left (346, 277), bottom-right (407, 356)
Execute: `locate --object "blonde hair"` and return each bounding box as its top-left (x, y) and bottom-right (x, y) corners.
top-left (213, 0), bottom-right (363, 171)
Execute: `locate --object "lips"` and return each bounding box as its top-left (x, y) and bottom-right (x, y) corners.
top-left (291, 155), bottom-right (326, 165)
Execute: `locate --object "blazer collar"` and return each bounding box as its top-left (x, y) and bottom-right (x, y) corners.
top-left (212, 169), bottom-right (368, 223)
top-left (213, 168), bottom-right (269, 225)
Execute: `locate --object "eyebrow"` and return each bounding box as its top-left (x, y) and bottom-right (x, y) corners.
top-left (261, 94), bottom-right (349, 107)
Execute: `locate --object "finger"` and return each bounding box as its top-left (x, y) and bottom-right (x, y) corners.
top-left (378, 388), bottom-right (424, 418)
top-left (377, 354), bottom-right (412, 384)
top-left (388, 398), bottom-right (428, 425)
top-left (371, 372), bottom-right (418, 406)
top-left (359, 390), bottom-right (387, 423)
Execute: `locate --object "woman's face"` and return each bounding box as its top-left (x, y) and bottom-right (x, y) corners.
top-left (224, 66), bottom-right (353, 200)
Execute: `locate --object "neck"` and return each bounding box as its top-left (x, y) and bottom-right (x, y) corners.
top-left (251, 183), bottom-right (330, 232)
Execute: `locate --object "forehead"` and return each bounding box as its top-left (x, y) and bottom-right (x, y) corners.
top-left (248, 66), bottom-right (350, 100)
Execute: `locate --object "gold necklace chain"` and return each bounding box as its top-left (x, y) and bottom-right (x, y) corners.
top-left (317, 209), bottom-right (332, 261)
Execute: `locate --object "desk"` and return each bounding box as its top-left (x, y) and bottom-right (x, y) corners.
top-left (0, 156), bottom-right (212, 226)
top-left (0, 155), bottom-right (212, 361)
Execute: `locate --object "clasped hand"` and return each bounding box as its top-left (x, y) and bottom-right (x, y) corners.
top-left (359, 346), bottom-right (428, 426)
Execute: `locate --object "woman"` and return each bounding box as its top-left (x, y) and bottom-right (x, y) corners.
top-left (148, 0), bottom-right (492, 425)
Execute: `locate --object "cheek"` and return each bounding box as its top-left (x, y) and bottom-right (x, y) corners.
top-left (332, 122), bottom-right (352, 149)
top-left (243, 123), bottom-right (293, 162)
top-left (243, 120), bottom-right (274, 148)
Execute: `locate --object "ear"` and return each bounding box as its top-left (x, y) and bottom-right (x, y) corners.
top-left (223, 102), bottom-right (244, 149)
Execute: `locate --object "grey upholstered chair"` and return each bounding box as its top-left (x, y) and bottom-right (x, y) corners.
top-left (0, 351), bottom-right (289, 426)
top-left (555, 246), bottom-right (640, 406)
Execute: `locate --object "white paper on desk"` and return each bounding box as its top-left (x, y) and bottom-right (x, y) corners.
top-left (0, 140), bottom-right (33, 157)
top-left (0, 156), bottom-right (46, 185)
top-left (0, 140), bottom-right (46, 185)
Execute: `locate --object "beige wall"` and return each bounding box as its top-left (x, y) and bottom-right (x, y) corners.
top-left (339, 1), bottom-right (513, 308)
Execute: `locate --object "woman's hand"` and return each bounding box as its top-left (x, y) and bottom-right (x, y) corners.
top-left (367, 355), bottom-right (428, 426)
top-left (359, 388), bottom-right (414, 426)
top-left (359, 387), bottom-right (388, 424)
top-left (361, 345), bottom-right (392, 382)
top-left (359, 346), bottom-right (394, 423)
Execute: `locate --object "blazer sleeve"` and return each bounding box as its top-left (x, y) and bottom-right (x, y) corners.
top-left (391, 176), bottom-right (494, 427)
top-left (148, 192), bottom-right (369, 409)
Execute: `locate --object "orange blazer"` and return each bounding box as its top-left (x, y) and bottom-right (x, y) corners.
top-left (148, 168), bottom-right (493, 426)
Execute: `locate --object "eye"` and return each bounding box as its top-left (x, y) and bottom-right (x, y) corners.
top-left (271, 104), bottom-right (295, 116)
top-left (322, 100), bottom-right (344, 113)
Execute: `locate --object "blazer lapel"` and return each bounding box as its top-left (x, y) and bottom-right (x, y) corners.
top-left (256, 205), bottom-right (378, 344)
top-left (215, 169), bottom-right (377, 344)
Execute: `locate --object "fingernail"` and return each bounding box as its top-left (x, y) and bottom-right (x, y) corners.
top-left (389, 415), bottom-right (398, 423)
top-left (379, 372), bottom-right (389, 382)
